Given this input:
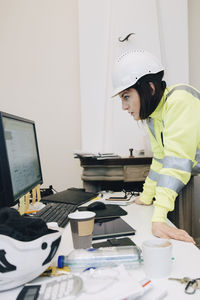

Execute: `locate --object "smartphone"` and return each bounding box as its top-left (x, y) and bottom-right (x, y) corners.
top-left (92, 237), bottom-right (136, 248)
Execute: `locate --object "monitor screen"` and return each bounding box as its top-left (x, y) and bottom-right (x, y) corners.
top-left (0, 112), bottom-right (43, 208)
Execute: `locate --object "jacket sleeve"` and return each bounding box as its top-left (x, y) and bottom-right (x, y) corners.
top-left (140, 157), bottom-right (162, 204)
top-left (140, 122), bottom-right (164, 204)
top-left (152, 90), bottom-right (199, 222)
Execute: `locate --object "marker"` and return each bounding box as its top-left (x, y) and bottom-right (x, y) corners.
top-left (25, 210), bottom-right (40, 214)
top-left (142, 280), bottom-right (151, 288)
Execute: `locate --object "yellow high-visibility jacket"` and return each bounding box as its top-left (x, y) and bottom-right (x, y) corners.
top-left (140, 84), bottom-right (200, 222)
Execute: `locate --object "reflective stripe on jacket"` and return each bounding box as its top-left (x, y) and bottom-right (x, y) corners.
top-left (140, 84), bottom-right (200, 222)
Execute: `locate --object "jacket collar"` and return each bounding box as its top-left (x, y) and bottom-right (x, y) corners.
top-left (149, 88), bottom-right (169, 120)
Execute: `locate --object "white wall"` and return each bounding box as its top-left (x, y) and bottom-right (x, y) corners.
top-left (0, 0), bottom-right (82, 191)
top-left (188, 0), bottom-right (200, 90)
top-left (78, 0), bottom-right (189, 156)
top-left (156, 0), bottom-right (189, 85)
top-left (78, 0), bottom-right (111, 153)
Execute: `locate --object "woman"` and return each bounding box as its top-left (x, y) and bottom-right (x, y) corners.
top-left (112, 49), bottom-right (200, 243)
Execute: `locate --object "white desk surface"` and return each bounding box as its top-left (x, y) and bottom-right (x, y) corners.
top-left (1, 203), bottom-right (200, 299)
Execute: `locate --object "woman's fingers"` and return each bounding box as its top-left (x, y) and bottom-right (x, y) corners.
top-left (152, 222), bottom-right (195, 244)
top-left (134, 197), bottom-right (152, 206)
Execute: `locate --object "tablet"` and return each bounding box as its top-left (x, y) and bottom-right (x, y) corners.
top-left (92, 217), bottom-right (136, 240)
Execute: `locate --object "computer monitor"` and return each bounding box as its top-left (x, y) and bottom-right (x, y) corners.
top-left (0, 111), bottom-right (43, 208)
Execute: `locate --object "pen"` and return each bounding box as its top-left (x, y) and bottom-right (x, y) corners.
top-left (83, 267), bottom-right (97, 272)
top-left (142, 280), bottom-right (151, 288)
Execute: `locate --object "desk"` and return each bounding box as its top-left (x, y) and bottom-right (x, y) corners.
top-left (58, 204), bottom-right (200, 299)
top-left (2, 202), bottom-right (200, 299)
top-left (78, 156), bottom-right (152, 193)
top-left (79, 156), bottom-right (200, 241)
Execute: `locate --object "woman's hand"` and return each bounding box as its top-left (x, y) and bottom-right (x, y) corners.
top-left (152, 222), bottom-right (195, 244)
top-left (134, 196), bottom-right (152, 206)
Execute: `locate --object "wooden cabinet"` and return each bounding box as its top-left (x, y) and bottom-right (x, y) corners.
top-left (124, 165), bottom-right (150, 182)
top-left (78, 157), bottom-right (152, 192)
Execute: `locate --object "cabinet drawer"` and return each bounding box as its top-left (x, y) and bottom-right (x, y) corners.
top-left (124, 165), bottom-right (150, 182)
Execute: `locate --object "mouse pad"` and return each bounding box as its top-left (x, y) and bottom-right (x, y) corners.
top-left (92, 217), bottom-right (136, 240)
top-left (78, 204), bottom-right (127, 219)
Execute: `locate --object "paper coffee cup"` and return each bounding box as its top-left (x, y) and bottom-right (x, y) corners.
top-left (142, 238), bottom-right (172, 278)
top-left (68, 211), bottom-right (96, 249)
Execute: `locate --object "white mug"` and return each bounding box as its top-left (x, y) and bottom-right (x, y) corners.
top-left (142, 238), bottom-right (173, 278)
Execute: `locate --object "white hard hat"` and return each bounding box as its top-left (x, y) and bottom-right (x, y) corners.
top-left (0, 230), bottom-right (61, 291)
top-left (0, 206), bottom-right (62, 291)
top-left (112, 49), bottom-right (164, 97)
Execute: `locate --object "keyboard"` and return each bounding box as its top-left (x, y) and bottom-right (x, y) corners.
top-left (35, 202), bottom-right (78, 228)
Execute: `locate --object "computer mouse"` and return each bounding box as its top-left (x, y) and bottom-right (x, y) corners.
top-left (87, 201), bottom-right (106, 211)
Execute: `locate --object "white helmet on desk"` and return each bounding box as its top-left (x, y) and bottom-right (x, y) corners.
top-left (112, 49), bottom-right (164, 97)
top-left (0, 208), bottom-right (61, 291)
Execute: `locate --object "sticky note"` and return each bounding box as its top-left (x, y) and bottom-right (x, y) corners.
top-left (25, 192), bottom-right (30, 212)
top-left (36, 184), bottom-right (41, 202)
top-left (32, 187), bottom-right (36, 204)
top-left (19, 196), bottom-right (25, 215)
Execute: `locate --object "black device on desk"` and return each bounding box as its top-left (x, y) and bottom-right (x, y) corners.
top-left (92, 237), bottom-right (136, 248)
top-left (41, 188), bottom-right (97, 206)
top-left (78, 202), bottom-right (127, 219)
top-left (87, 201), bottom-right (106, 210)
top-left (92, 217), bottom-right (136, 240)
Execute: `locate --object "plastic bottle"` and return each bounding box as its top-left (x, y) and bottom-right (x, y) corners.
top-left (58, 246), bottom-right (142, 271)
